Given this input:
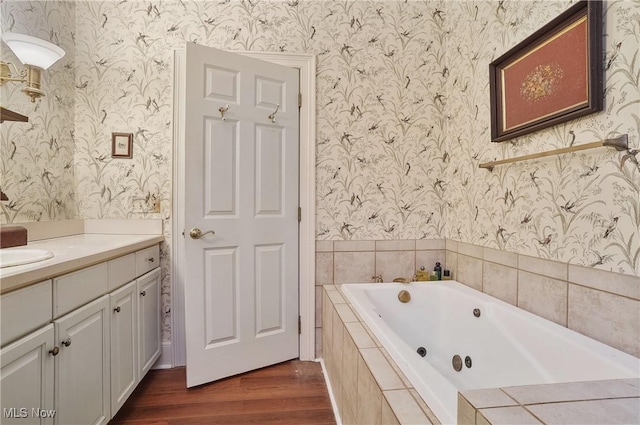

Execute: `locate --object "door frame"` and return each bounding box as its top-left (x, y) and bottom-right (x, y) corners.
top-left (171, 49), bottom-right (316, 367)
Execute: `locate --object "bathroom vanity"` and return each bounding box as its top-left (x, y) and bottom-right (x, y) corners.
top-left (0, 232), bottom-right (163, 425)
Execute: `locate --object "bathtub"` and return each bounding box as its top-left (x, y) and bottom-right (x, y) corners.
top-left (340, 281), bottom-right (640, 425)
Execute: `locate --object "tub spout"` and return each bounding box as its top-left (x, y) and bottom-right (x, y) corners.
top-left (393, 277), bottom-right (412, 284)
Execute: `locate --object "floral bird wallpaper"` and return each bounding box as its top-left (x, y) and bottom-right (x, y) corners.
top-left (1, 0), bottom-right (77, 223)
top-left (1, 0), bottom-right (638, 343)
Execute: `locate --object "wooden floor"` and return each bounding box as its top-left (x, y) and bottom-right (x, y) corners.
top-left (110, 360), bottom-right (336, 425)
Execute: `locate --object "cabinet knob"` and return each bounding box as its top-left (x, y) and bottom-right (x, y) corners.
top-left (114, 306), bottom-right (121, 313)
top-left (49, 347), bottom-right (60, 356)
top-left (147, 257), bottom-right (155, 263)
top-left (140, 290), bottom-right (146, 297)
top-left (61, 338), bottom-right (71, 347)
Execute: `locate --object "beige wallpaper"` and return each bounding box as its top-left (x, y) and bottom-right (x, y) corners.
top-left (0, 0), bottom-right (77, 223)
top-left (2, 0), bottom-right (638, 342)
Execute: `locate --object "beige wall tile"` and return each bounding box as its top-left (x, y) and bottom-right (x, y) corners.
top-left (446, 239), bottom-right (459, 252)
top-left (381, 396), bottom-right (401, 425)
top-left (478, 406), bottom-right (542, 424)
top-left (458, 242), bottom-right (483, 259)
top-left (416, 239), bottom-right (446, 250)
top-left (315, 328), bottom-right (322, 358)
top-left (316, 252), bottom-right (334, 285)
top-left (335, 303), bottom-right (358, 323)
top-left (502, 379), bottom-right (640, 405)
top-left (334, 240), bottom-right (376, 252)
top-left (322, 295), bottom-right (333, 350)
top-left (458, 254), bottom-right (483, 291)
top-left (379, 348), bottom-right (413, 388)
top-left (483, 247), bottom-right (517, 268)
top-left (315, 286), bottom-right (323, 328)
top-left (342, 332), bottom-right (359, 409)
top-left (568, 284), bottom-right (640, 357)
top-left (360, 348), bottom-right (405, 390)
top-left (331, 307), bottom-right (345, 383)
top-left (482, 262), bottom-right (517, 305)
top-left (408, 389), bottom-right (439, 425)
top-left (518, 271), bottom-right (568, 326)
top-left (568, 265), bottom-right (640, 300)
top-left (376, 251), bottom-right (416, 282)
top-left (518, 254), bottom-right (567, 281)
top-left (416, 250), bottom-right (446, 275)
top-left (476, 413), bottom-right (491, 425)
top-left (527, 398), bottom-right (640, 425)
top-left (356, 355), bottom-right (383, 425)
top-left (446, 251), bottom-right (458, 280)
top-left (316, 240), bottom-right (334, 252)
top-left (327, 289), bottom-right (346, 304)
top-left (458, 394), bottom-right (477, 425)
top-left (334, 251), bottom-right (376, 283)
top-left (342, 399), bottom-right (357, 425)
top-left (460, 388), bottom-right (518, 409)
top-left (345, 322), bottom-right (376, 349)
top-left (385, 390), bottom-right (432, 424)
top-left (376, 240), bottom-right (416, 251)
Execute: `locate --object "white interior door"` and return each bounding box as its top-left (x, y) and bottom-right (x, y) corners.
top-left (183, 43), bottom-right (300, 387)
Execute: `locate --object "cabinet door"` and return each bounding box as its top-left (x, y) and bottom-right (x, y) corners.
top-left (54, 296), bottom-right (110, 425)
top-left (0, 325), bottom-right (55, 425)
top-left (137, 268), bottom-right (161, 376)
top-left (110, 280), bottom-right (138, 416)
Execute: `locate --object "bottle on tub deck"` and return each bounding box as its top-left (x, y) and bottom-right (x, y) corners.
top-left (415, 266), bottom-right (430, 281)
top-left (442, 269), bottom-right (452, 280)
top-left (434, 262), bottom-right (442, 280)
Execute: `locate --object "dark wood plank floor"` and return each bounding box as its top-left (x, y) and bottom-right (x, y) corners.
top-left (110, 360), bottom-right (336, 425)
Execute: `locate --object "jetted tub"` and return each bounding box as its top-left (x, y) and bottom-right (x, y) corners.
top-left (341, 281), bottom-right (640, 425)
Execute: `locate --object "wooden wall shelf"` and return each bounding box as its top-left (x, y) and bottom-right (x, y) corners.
top-left (0, 107), bottom-right (29, 123)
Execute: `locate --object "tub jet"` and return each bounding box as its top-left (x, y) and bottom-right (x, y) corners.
top-left (473, 308), bottom-right (481, 317)
top-left (465, 356), bottom-right (472, 368)
top-left (417, 347), bottom-right (427, 357)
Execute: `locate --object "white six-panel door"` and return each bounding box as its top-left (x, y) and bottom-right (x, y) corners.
top-left (183, 43), bottom-right (300, 387)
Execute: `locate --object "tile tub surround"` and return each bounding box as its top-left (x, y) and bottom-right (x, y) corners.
top-left (315, 239), bottom-right (446, 358)
top-left (446, 241), bottom-right (640, 358)
top-left (322, 285), bottom-right (640, 425)
top-left (322, 285), bottom-right (439, 425)
top-left (315, 238), bottom-right (639, 359)
top-left (458, 379), bottom-right (640, 425)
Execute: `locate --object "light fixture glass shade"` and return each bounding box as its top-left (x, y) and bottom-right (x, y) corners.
top-left (1, 32), bottom-right (65, 70)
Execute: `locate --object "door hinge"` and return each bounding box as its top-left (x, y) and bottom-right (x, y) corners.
top-left (298, 92), bottom-right (302, 108)
top-left (298, 316), bottom-right (301, 334)
top-left (298, 207), bottom-right (302, 223)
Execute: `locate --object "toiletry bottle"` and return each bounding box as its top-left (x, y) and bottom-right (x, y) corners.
top-left (434, 262), bottom-right (442, 280)
top-left (443, 269), bottom-right (452, 280)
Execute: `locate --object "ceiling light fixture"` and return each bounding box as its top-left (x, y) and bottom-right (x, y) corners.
top-left (0, 32), bottom-right (65, 102)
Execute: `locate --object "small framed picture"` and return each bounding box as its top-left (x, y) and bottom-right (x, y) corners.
top-left (112, 132), bottom-right (133, 158)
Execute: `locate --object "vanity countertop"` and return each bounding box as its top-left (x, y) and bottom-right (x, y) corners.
top-left (0, 233), bottom-right (164, 294)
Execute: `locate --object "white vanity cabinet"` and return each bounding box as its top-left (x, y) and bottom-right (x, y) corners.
top-left (137, 268), bottom-right (161, 377)
top-left (54, 296), bottom-right (110, 425)
top-left (0, 325), bottom-right (55, 425)
top-left (110, 280), bottom-right (138, 416)
top-left (0, 242), bottom-right (161, 425)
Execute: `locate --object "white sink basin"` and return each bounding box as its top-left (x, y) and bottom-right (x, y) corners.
top-left (0, 249), bottom-right (54, 268)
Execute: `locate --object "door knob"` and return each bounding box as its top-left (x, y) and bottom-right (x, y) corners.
top-left (189, 228), bottom-right (215, 239)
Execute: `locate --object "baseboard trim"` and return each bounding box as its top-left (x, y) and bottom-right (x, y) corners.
top-left (152, 342), bottom-right (173, 369)
top-left (317, 358), bottom-right (342, 425)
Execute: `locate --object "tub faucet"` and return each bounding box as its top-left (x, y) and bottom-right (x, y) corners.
top-left (371, 274), bottom-right (383, 283)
